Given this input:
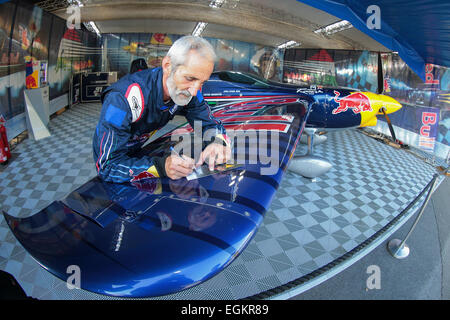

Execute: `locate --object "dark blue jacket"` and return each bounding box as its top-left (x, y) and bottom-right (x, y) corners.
top-left (93, 67), bottom-right (226, 183)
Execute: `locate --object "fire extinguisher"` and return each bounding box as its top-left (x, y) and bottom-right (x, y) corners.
top-left (0, 115), bottom-right (11, 164)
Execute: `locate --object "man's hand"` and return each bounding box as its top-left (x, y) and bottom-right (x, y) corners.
top-left (165, 154), bottom-right (195, 180)
top-left (196, 143), bottom-right (232, 171)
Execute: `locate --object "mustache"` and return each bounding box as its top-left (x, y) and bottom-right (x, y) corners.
top-left (177, 89), bottom-right (191, 97)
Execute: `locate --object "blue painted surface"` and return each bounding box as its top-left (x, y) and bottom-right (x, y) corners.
top-left (3, 98), bottom-right (309, 298)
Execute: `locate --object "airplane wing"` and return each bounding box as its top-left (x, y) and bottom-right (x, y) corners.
top-left (3, 96), bottom-right (311, 298)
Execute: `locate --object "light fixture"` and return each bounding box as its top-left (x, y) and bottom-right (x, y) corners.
top-left (83, 20), bottom-right (101, 37)
top-left (314, 20), bottom-right (352, 35)
top-left (277, 40), bottom-right (301, 49)
top-left (89, 21), bottom-right (101, 37)
top-left (192, 22), bottom-right (208, 37)
top-left (70, 0), bottom-right (84, 7)
top-left (209, 0), bottom-right (226, 8)
top-left (192, 0), bottom-right (227, 36)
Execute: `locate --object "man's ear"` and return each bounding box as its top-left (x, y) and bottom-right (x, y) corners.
top-left (162, 56), bottom-right (171, 74)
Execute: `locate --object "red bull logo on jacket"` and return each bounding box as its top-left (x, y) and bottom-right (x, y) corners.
top-left (332, 91), bottom-right (372, 115)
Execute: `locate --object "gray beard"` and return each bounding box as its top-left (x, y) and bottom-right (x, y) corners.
top-left (167, 74), bottom-right (193, 106)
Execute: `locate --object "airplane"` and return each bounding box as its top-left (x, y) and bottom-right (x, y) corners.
top-left (202, 71), bottom-right (402, 130)
top-left (200, 70), bottom-right (403, 178)
top-left (2, 71), bottom-right (402, 298)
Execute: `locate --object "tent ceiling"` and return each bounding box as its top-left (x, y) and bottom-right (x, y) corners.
top-left (34, 0), bottom-right (391, 51)
top-left (296, 0), bottom-right (450, 80)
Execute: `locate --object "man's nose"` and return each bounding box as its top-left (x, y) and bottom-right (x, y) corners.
top-left (187, 87), bottom-right (197, 96)
top-left (188, 82), bottom-right (201, 96)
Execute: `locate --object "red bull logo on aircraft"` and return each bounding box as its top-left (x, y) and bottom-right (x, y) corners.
top-left (332, 91), bottom-right (373, 115)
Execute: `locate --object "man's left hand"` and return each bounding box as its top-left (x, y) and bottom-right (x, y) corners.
top-left (196, 143), bottom-right (232, 171)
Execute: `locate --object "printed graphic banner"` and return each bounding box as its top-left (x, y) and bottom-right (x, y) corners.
top-left (283, 49), bottom-right (379, 93)
top-left (0, 1), bottom-right (99, 124)
top-left (103, 33), bottom-right (284, 83)
top-left (381, 53), bottom-right (449, 156)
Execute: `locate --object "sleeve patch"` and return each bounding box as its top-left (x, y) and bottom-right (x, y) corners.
top-left (125, 83), bottom-right (144, 122)
top-left (105, 104), bottom-right (126, 127)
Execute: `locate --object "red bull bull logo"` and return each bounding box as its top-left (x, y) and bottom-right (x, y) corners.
top-left (332, 91), bottom-right (372, 115)
top-left (130, 171), bottom-right (156, 182)
top-left (131, 177), bottom-right (159, 193)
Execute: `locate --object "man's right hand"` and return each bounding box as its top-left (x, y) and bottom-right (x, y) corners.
top-left (165, 154), bottom-right (195, 180)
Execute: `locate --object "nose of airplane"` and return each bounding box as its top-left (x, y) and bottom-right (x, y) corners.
top-left (357, 92), bottom-right (403, 127)
top-left (375, 94), bottom-right (402, 114)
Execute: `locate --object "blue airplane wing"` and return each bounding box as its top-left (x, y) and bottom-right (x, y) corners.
top-left (3, 96), bottom-right (311, 298)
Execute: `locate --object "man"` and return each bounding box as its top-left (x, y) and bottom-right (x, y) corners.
top-left (93, 36), bottom-right (231, 183)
